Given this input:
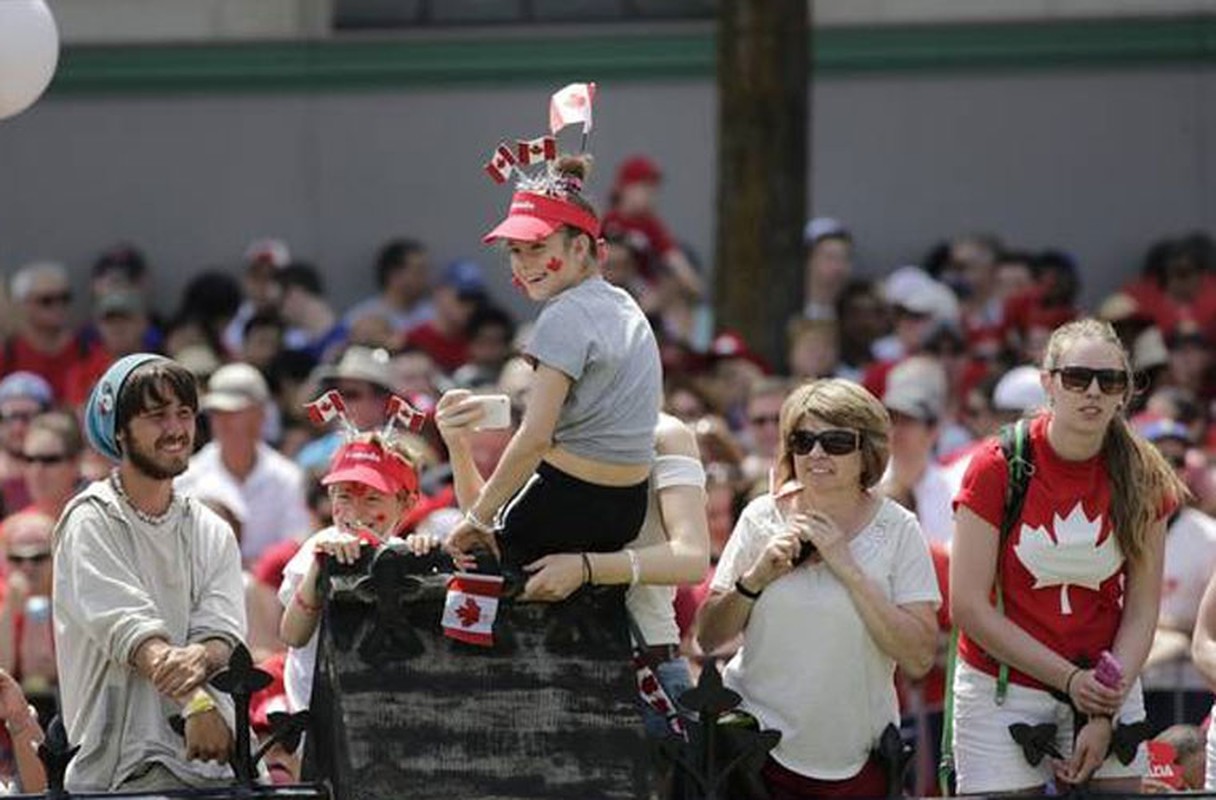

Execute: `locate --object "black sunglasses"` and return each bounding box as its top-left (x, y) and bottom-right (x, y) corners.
top-left (21, 452), bottom-right (69, 466)
top-left (7, 552), bottom-right (50, 565)
top-left (788, 428), bottom-right (861, 456)
top-left (1051, 366), bottom-right (1129, 396)
top-left (31, 291), bottom-right (71, 308)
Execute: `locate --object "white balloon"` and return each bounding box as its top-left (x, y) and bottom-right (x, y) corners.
top-left (0, 0), bottom-right (59, 121)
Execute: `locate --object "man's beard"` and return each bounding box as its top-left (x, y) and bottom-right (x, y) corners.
top-left (126, 436), bottom-right (190, 481)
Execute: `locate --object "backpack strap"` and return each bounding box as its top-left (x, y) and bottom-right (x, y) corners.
top-left (994, 419), bottom-right (1035, 705)
top-left (938, 418), bottom-right (1035, 795)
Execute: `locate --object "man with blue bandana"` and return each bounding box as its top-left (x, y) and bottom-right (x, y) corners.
top-left (52, 354), bottom-right (246, 792)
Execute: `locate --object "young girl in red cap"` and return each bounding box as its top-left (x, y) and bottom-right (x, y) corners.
top-left (278, 433), bottom-right (432, 711)
top-left (442, 154), bottom-right (663, 581)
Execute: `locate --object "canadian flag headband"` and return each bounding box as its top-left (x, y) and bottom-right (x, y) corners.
top-left (304, 389), bottom-right (427, 441)
top-left (481, 82), bottom-right (600, 244)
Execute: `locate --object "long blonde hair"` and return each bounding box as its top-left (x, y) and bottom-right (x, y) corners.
top-left (1042, 318), bottom-right (1188, 564)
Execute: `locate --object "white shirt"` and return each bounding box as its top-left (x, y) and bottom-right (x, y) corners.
top-left (625, 454), bottom-right (706, 647)
top-left (177, 442), bottom-right (312, 564)
top-left (53, 481), bottom-right (245, 791)
top-left (882, 461), bottom-right (955, 547)
top-left (279, 529), bottom-right (405, 711)
top-left (712, 495), bottom-right (940, 779)
top-left (1161, 507), bottom-right (1216, 629)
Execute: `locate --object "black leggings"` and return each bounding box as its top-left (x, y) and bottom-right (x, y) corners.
top-left (496, 461), bottom-right (648, 569)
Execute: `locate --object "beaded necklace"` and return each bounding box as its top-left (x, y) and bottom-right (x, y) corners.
top-left (109, 469), bottom-right (176, 526)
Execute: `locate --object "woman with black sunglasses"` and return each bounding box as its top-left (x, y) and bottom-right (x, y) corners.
top-left (950, 318), bottom-right (1187, 794)
top-left (695, 378), bottom-right (940, 799)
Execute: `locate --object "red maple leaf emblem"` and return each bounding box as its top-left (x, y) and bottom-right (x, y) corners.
top-left (566, 95), bottom-right (587, 108)
top-left (456, 596), bottom-right (481, 628)
top-left (640, 674), bottom-right (658, 694)
top-left (320, 401), bottom-right (332, 412)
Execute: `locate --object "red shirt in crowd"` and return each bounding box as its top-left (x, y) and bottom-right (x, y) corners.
top-left (1002, 287), bottom-right (1079, 344)
top-left (401, 323), bottom-right (469, 374)
top-left (601, 209), bottom-right (677, 283)
top-left (63, 344), bottom-right (116, 410)
top-left (0, 333), bottom-right (92, 403)
top-left (953, 414), bottom-right (1134, 690)
top-left (1122, 274), bottom-right (1216, 340)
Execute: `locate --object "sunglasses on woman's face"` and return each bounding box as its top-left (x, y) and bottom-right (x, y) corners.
top-left (7, 551), bottom-right (50, 566)
top-left (788, 428), bottom-right (861, 456)
top-left (1051, 366), bottom-right (1129, 396)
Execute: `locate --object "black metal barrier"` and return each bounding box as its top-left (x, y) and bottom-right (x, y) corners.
top-left (20, 539), bottom-right (1213, 800)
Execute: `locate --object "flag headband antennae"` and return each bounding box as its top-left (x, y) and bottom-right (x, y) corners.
top-left (482, 81), bottom-right (597, 190)
top-left (303, 390), bottom-right (427, 442)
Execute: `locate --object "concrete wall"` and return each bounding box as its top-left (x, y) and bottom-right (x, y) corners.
top-left (0, 66), bottom-right (1211, 321)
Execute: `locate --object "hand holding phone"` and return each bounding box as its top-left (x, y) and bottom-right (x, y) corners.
top-left (470, 394), bottom-right (511, 430)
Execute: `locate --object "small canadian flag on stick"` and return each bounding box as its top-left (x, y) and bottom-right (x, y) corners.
top-left (516, 135), bottom-right (557, 165)
top-left (483, 142), bottom-right (517, 184)
top-left (384, 394), bottom-right (426, 434)
top-left (305, 390), bottom-right (348, 427)
top-left (549, 82), bottom-right (596, 135)
top-left (442, 572), bottom-right (504, 647)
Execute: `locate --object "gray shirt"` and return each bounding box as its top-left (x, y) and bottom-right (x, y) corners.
top-left (525, 275), bottom-right (661, 464)
top-left (52, 479), bottom-right (245, 791)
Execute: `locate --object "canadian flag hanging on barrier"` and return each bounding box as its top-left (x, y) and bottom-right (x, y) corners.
top-left (442, 572), bottom-right (504, 647)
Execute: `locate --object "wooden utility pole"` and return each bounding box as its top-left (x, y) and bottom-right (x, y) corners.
top-left (714, 0), bottom-right (809, 370)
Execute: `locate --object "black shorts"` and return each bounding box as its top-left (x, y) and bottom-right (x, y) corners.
top-left (497, 461), bottom-right (648, 569)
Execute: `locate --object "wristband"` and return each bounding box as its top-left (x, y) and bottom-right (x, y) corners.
top-left (625, 549), bottom-right (641, 587)
top-left (1064, 666), bottom-right (1082, 696)
top-left (465, 510), bottom-right (495, 534)
top-left (183, 691), bottom-right (217, 719)
top-left (735, 578), bottom-right (762, 601)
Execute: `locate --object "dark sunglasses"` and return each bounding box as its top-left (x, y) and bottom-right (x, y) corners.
top-left (21, 452), bottom-right (69, 466)
top-left (7, 552), bottom-right (50, 565)
top-left (788, 428), bottom-right (861, 456)
top-left (31, 291), bottom-right (71, 308)
top-left (1051, 366), bottom-right (1129, 396)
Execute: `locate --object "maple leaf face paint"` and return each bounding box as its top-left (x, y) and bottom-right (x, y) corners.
top-left (546, 256), bottom-right (563, 273)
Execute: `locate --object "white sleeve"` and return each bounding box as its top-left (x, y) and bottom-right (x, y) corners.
top-left (278, 534), bottom-right (318, 608)
top-left (188, 513), bottom-right (247, 647)
top-left (890, 513), bottom-right (943, 607)
top-left (709, 498), bottom-right (772, 594)
top-left (652, 455), bottom-right (705, 491)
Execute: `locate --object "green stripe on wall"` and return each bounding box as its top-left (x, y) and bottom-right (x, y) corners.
top-left (49, 16), bottom-right (1216, 96)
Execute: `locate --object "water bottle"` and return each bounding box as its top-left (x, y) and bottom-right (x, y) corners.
top-left (18, 596), bottom-right (54, 695)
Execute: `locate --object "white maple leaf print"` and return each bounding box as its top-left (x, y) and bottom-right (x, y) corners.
top-left (1012, 503), bottom-right (1123, 614)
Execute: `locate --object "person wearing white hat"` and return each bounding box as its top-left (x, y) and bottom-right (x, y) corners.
top-left (801, 217), bottom-right (853, 321)
top-left (176, 363), bottom-right (311, 565)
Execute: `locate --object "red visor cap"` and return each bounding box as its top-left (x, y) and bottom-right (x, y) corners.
top-left (322, 441), bottom-right (418, 495)
top-left (483, 192), bottom-right (600, 244)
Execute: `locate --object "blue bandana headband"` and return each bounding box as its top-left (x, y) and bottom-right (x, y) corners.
top-left (84, 353), bottom-right (169, 462)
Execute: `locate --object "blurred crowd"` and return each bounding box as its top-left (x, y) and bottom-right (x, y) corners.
top-left (0, 152), bottom-right (1215, 792)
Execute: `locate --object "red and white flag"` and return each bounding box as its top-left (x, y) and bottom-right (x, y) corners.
top-left (442, 572), bottom-right (504, 647)
top-left (305, 390), bottom-right (348, 427)
top-left (516, 135), bottom-right (557, 165)
top-left (483, 142), bottom-right (517, 184)
top-left (548, 82), bottom-right (596, 135)
top-left (384, 394), bottom-right (426, 434)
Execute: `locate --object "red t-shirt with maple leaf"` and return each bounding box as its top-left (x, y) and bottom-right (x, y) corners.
top-left (953, 414), bottom-right (1126, 689)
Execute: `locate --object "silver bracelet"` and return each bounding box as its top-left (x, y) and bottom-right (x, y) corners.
top-left (465, 510), bottom-right (495, 534)
top-left (626, 549), bottom-right (641, 586)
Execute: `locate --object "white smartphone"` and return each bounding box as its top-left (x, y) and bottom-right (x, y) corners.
top-left (471, 394), bottom-right (511, 430)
